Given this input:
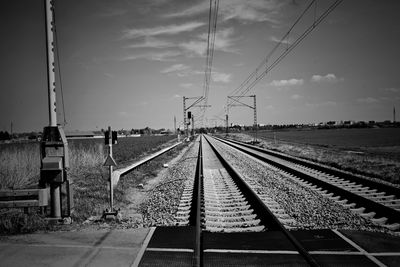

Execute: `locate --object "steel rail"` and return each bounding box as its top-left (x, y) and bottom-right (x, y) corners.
top-left (214, 136), bottom-right (400, 225)
top-left (189, 136), bottom-right (203, 267)
top-left (222, 137), bottom-right (400, 199)
top-left (203, 135), bottom-right (320, 267)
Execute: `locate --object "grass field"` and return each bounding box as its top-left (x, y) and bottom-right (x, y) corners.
top-left (0, 135), bottom-right (177, 234)
top-left (255, 128), bottom-right (400, 149)
top-left (0, 135), bottom-right (176, 190)
top-left (240, 128), bottom-right (400, 185)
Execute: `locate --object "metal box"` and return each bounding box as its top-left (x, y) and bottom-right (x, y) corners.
top-left (41, 157), bottom-right (64, 183)
top-left (42, 156), bottom-right (63, 170)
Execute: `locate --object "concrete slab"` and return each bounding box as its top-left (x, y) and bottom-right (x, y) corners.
top-left (0, 228), bottom-right (150, 267)
top-left (290, 229), bottom-right (356, 252)
top-left (203, 230), bottom-right (298, 251)
top-left (340, 230), bottom-right (400, 253)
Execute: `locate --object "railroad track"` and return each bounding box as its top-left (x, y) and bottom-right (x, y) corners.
top-left (137, 134), bottom-right (400, 266)
top-left (213, 135), bottom-right (400, 232)
top-left (173, 135), bottom-right (319, 266)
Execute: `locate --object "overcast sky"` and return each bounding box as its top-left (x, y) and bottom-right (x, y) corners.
top-left (1, 0), bottom-right (399, 132)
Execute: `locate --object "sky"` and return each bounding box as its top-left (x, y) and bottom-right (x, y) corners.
top-left (0, 0), bottom-right (400, 133)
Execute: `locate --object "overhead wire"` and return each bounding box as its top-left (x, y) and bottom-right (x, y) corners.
top-left (216, 0), bottom-right (343, 120)
top-left (226, 0), bottom-right (316, 108)
top-left (197, 0), bottom-right (219, 126)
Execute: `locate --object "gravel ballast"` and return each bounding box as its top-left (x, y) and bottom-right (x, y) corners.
top-left (208, 136), bottom-right (387, 232)
top-left (138, 138), bottom-right (199, 227)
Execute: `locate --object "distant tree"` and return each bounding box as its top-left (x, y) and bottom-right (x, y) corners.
top-left (0, 131), bottom-right (10, 140)
top-left (28, 132), bottom-right (38, 140)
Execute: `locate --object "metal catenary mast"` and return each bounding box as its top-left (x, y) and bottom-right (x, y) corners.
top-left (39, 0), bottom-right (73, 220)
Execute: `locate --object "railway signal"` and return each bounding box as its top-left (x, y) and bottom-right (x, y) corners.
top-left (183, 96), bottom-right (211, 140)
top-left (105, 130), bottom-right (118, 145)
top-left (103, 126), bottom-right (118, 219)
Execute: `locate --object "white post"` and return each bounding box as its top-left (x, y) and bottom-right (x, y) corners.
top-left (45, 0), bottom-right (57, 127)
top-left (45, 0), bottom-right (61, 219)
top-left (108, 126), bottom-right (113, 212)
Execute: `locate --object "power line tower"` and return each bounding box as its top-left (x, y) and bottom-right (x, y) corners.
top-left (227, 95), bottom-right (258, 143)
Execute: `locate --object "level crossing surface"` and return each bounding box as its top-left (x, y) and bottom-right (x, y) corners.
top-left (1, 227), bottom-right (400, 266)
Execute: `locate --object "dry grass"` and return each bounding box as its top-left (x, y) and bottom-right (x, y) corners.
top-left (0, 142), bottom-right (40, 190)
top-left (0, 140), bottom-right (107, 233)
top-left (0, 141), bottom-right (105, 190)
top-left (0, 136), bottom-right (179, 232)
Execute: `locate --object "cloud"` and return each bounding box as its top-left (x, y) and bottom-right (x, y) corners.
top-left (122, 21), bottom-right (205, 39)
top-left (161, 64), bottom-right (190, 74)
top-left (311, 73), bottom-right (343, 83)
top-left (212, 72), bottom-right (232, 83)
top-left (121, 50), bottom-right (181, 61)
top-left (306, 101), bottom-right (337, 108)
top-left (180, 83), bottom-right (194, 89)
top-left (291, 94), bottom-right (303, 100)
top-left (125, 37), bottom-right (174, 49)
top-left (383, 87), bottom-right (400, 93)
top-left (179, 40), bottom-right (206, 56)
top-left (270, 36), bottom-right (292, 45)
top-left (165, 0), bottom-right (282, 24)
top-left (209, 28), bottom-right (237, 53)
top-left (180, 27), bottom-right (237, 56)
top-left (357, 97), bottom-right (379, 104)
top-left (97, 8), bottom-right (128, 17)
top-left (270, 78), bottom-right (303, 87)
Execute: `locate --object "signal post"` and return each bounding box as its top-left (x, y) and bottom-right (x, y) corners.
top-left (103, 126), bottom-right (118, 219)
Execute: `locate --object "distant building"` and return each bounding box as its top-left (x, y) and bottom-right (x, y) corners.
top-left (65, 131), bottom-right (95, 139)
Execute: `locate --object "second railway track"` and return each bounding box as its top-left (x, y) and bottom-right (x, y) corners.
top-left (213, 135), bottom-right (400, 232)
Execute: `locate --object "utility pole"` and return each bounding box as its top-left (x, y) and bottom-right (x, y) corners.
top-left (45, 0), bottom-right (57, 127)
top-left (225, 114), bottom-right (229, 134)
top-left (174, 116), bottom-right (177, 134)
top-left (45, 0), bottom-right (60, 218)
top-left (39, 0), bottom-right (72, 221)
top-left (394, 106), bottom-right (396, 123)
top-left (253, 95), bottom-right (258, 142)
top-left (183, 97), bottom-right (187, 138)
top-left (192, 115), bottom-right (194, 136)
top-left (227, 95), bottom-right (257, 142)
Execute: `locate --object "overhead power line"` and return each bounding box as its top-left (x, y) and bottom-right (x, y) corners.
top-left (218, 0), bottom-right (343, 119)
top-left (197, 0), bottom-right (219, 126)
